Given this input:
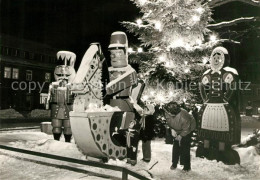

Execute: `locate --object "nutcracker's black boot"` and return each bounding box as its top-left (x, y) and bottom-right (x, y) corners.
top-left (64, 134), bottom-right (72, 143)
top-left (53, 133), bottom-right (62, 141)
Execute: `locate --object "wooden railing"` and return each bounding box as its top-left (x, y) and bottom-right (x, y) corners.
top-left (0, 145), bottom-right (151, 180)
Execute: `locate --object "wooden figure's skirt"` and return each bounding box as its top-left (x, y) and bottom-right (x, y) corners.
top-left (197, 103), bottom-right (240, 145)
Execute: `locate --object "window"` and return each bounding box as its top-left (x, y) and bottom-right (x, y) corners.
top-left (5, 47), bottom-right (9, 55)
top-left (11, 49), bottom-right (18, 56)
top-left (2, 47), bottom-right (9, 55)
top-left (51, 57), bottom-right (56, 63)
top-left (45, 72), bottom-right (51, 82)
top-left (24, 51), bottom-right (29, 59)
top-left (49, 56), bottom-right (55, 63)
top-left (4, 67), bottom-right (11, 78)
top-left (12, 68), bottom-right (19, 79)
top-left (0, 46), bottom-right (3, 54)
top-left (20, 51), bottom-right (25, 58)
top-left (257, 88), bottom-right (260, 96)
top-left (29, 52), bottom-right (34, 60)
top-left (26, 70), bottom-right (33, 81)
top-left (40, 55), bottom-right (44, 62)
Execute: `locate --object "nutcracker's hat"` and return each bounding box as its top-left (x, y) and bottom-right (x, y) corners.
top-left (57, 51), bottom-right (76, 67)
top-left (108, 31), bottom-right (128, 50)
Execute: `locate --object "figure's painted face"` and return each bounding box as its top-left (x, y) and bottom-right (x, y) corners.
top-left (210, 50), bottom-right (225, 72)
top-left (54, 65), bottom-right (76, 82)
top-left (110, 49), bottom-right (127, 68)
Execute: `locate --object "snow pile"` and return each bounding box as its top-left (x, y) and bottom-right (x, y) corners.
top-left (241, 134), bottom-right (256, 145)
top-left (236, 146), bottom-right (260, 164)
top-left (241, 115), bottom-right (259, 123)
top-left (7, 132), bottom-right (85, 160)
top-left (29, 109), bottom-right (51, 118)
top-left (0, 108), bottom-right (24, 119)
top-left (239, 129), bottom-right (260, 147)
top-left (85, 104), bottom-right (121, 112)
top-left (241, 116), bottom-right (260, 128)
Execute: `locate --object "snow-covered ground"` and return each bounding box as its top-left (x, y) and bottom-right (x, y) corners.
top-left (0, 127), bottom-right (260, 180)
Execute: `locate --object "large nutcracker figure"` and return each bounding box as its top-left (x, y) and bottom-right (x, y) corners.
top-left (46, 51), bottom-right (76, 142)
top-left (196, 47), bottom-right (241, 164)
top-left (106, 31), bottom-right (143, 164)
top-left (106, 31), bottom-right (141, 128)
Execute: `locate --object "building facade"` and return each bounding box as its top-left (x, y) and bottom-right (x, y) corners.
top-left (239, 59), bottom-right (260, 114)
top-left (0, 34), bottom-right (57, 111)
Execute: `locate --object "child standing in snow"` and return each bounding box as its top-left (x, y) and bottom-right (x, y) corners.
top-left (125, 120), bottom-right (140, 166)
top-left (163, 102), bottom-right (196, 171)
top-left (140, 104), bottom-right (156, 163)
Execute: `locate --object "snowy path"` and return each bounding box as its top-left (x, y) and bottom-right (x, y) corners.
top-left (0, 128), bottom-right (260, 180)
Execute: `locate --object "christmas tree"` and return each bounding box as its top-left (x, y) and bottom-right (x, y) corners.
top-left (122, 0), bottom-right (220, 106)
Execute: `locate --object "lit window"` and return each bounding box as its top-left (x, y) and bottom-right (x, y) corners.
top-left (45, 72), bottom-right (51, 82)
top-left (40, 55), bottom-right (44, 61)
top-left (4, 67), bottom-right (11, 78)
top-left (5, 47), bottom-right (9, 55)
top-left (12, 68), bottom-right (19, 79)
top-left (29, 52), bottom-right (34, 60)
top-left (13, 49), bottom-right (19, 56)
top-left (26, 70), bottom-right (33, 81)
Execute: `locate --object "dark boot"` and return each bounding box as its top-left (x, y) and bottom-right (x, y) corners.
top-left (64, 134), bottom-right (72, 143)
top-left (223, 149), bottom-right (240, 165)
top-left (196, 144), bottom-right (206, 158)
top-left (53, 133), bottom-right (61, 141)
top-left (183, 165), bottom-right (191, 172)
top-left (101, 157), bottom-right (109, 163)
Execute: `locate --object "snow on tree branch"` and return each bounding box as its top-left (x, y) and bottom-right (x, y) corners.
top-left (218, 39), bottom-right (241, 44)
top-left (207, 17), bottom-right (260, 29)
top-left (208, 0), bottom-right (260, 8)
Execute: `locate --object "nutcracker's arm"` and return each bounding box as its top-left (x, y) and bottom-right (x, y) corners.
top-left (223, 67), bottom-right (239, 102)
top-left (130, 79), bottom-right (145, 115)
top-left (46, 84), bottom-right (52, 110)
top-left (106, 69), bottom-right (138, 95)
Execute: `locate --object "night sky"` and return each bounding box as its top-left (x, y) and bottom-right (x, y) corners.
top-left (0, 0), bottom-right (140, 62)
top-left (1, 0), bottom-right (259, 70)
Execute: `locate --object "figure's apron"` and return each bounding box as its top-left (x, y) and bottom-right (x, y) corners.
top-left (198, 103), bottom-right (240, 144)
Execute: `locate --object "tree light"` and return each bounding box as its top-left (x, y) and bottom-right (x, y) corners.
top-left (136, 19), bottom-right (143, 26)
top-left (202, 57), bottom-right (208, 64)
top-left (183, 98), bottom-right (187, 103)
top-left (196, 7), bottom-right (204, 14)
top-left (196, 39), bottom-right (202, 45)
top-left (128, 47), bottom-right (133, 53)
top-left (159, 56), bottom-right (165, 62)
top-left (137, 47), bottom-right (143, 53)
top-left (165, 61), bottom-right (173, 68)
top-left (170, 38), bottom-right (184, 48)
top-left (157, 94), bottom-right (165, 102)
top-left (184, 61), bottom-right (188, 65)
top-left (192, 15), bottom-right (200, 22)
top-left (155, 21), bottom-right (162, 31)
top-left (210, 35), bottom-right (217, 42)
top-left (184, 68), bottom-right (190, 73)
top-left (150, 91), bottom-right (155, 96)
top-left (139, 0), bottom-right (147, 6)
